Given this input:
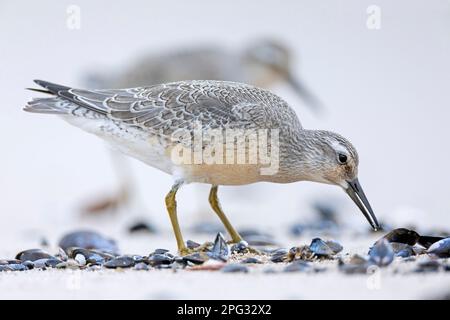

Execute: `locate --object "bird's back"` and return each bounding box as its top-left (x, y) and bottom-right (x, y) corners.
top-left (24, 80), bottom-right (303, 183)
top-left (25, 80), bottom-right (302, 136)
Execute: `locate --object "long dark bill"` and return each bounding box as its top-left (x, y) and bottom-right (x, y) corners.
top-left (346, 178), bottom-right (381, 231)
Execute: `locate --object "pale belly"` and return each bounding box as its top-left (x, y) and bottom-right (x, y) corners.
top-left (62, 115), bottom-right (278, 186)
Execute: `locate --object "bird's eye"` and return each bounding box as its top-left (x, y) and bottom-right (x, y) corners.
top-left (338, 153), bottom-right (348, 164)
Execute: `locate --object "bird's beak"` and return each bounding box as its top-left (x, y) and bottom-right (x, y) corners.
top-left (285, 72), bottom-right (323, 113)
top-left (345, 178), bottom-right (381, 231)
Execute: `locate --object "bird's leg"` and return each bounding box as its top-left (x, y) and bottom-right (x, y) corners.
top-left (208, 185), bottom-right (243, 243)
top-left (165, 181), bottom-right (189, 255)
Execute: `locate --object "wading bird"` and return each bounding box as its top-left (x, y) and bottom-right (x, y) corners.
top-left (24, 80), bottom-right (378, 254)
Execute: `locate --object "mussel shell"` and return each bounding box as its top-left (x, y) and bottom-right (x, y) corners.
top-left (415, 259), bottom-right (441, 273)
top-left (67, 247), bottom-right (112, 265)
top-left (390, 242), bottom-right (414, 257)
top-left (182, 253), bottom-right (208, 265)
top-left (186, 240), bottom-right (201, 249)
top-left (6, 264), bottom-right (27, 271)
top-left (103, 256), bottom-right (135, 268)
top-left (369, 239), bottom-right (394, 266)
top-left (134, 262), bottom-right (150, 271)
top-left (309, 238), bottom-right (335, 256)
top-left (427, 237), bottom-right (450, 258)
top-left (419, 236), bottom-right (446, 249)
top-left (207, 232), bottom-right (229, 261)
top-left (221, 264), bottom-right (249, 273)
top-left (283, 261), bottom-right (311, 273)
top-left (146, 254), bottom-right (174, 266)
top-left (241, 257), bottom-right (262, 264)
top-left (230, 241), bottom-right (249, 254)
top-left (382, 228), bottom-right (420, 245)
top-left (59, 230), bottom-right (118, 254)
top-left (270, 248), bottom-right (289, 263)
top-left (15, 249), bottom-right (55, 262)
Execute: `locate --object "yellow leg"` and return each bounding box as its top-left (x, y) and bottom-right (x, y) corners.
top-left (165, 181), bottom-right (188, 255)
top-left (209, 185), bottom-right (243, 243)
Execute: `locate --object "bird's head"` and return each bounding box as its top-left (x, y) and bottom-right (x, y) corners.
top-left (298, 130), bottom-right (380, 231)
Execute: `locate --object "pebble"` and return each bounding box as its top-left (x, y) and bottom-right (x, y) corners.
top-left (186, 240), bottom-right (201, 249)
top-left (270, 248), bottom-right (289, 263)
top-left (103, 256), bottom-right (135, 269)
top-left (230, 241), bottom-right (249, 254)
top-left (221, 264), bottom-right (249, 273)
top-left (134, 262), bottom-right (150, 271)
top-left (369, 239), bottom-right (394, 267)
top-left (146, 254), bottom-right (174, 266)
top-left (207, 233), bottom-right (229, 261)
top-left (283, 261), bottom-right (311, 273)
top-left (427, 237), bottom-right (450, 258)
top-left (241, 257), bottom-right (262, 264)
top-left (418, 236), bottom-right (445, 249)
top-left (415, 259), bottom-right (441, 273)
top-left (382, 228), bottom-right (420, 245)
top-left (182, 253), bottom-right (208, 265)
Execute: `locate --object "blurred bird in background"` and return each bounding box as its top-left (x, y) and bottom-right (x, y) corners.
top-left (81, 38), bottom-right (324, 230)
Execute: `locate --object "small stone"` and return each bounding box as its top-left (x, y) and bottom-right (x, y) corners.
top-left (221, 264), bottom-right (249, 273)
top-left (146, 254), bottom-right (174, 266)
top-left (103, 256), bottom-right (135, 268)
top-left (7, 264), bottom-right (27, 271)
top-left (75, 253), bottom-right (87, 266)
top-left (207, 232), bottom-right (229, 261)
top-left (270, 248), bottom-right (289, 263)
top-left (415, 259), bottom-right (441, 273)
top-left (390, 242), bottom-right (414, 258)
top-left (182, 253), bottom-right (208, 265)
top-left (241, 257), bottom-right (262, 264)
top-left (309, 238), bottom-right (334, 256)
top-left (22, 261), bottom-right (34, 270)
top-left (134, 262), bottom-right (150, 271)
top-left (66, 259), bottom-right (81, 269)
top-left (57, 247), bottom-right (68, 261)
top-left (427, 237), bottom-right (450, 258)
top-left (418, 236), bottom-right (445, 249)
top-left (283, 261), bottom-right (311, 273)
top-left (153, 248), bottom-right (170, 255)
top-left (45, 258), bottom-right (63, 268)
top-left (339, 261), bottom-right (369, 274)
top-left (33, 259), bottom-right (48, 269)
top-left (87, 265), bottom-right (102, 271)
top-left (231, 241), bottom-right (249, 254)
top-left (187, 240), bottom-right (201, 249)
top-left (0, 265), bottom-right (14, 272)
top-left (369, 239), bottom-right (394, 267)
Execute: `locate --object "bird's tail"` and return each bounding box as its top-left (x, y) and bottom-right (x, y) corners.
top-left (23, 96), bottom-right (75, 115)
top-left (24, 80), bottom-right (75, 115)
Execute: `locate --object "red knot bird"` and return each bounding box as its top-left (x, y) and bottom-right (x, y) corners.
top-left (83, 39), bottom-right (324, 217)
top-left (24, 79), bottom-right (379, 255)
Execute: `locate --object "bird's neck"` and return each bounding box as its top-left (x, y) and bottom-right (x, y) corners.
top-left (263, 129), bottom-right (327, 184)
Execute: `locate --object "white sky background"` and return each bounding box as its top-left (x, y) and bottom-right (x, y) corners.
top-left (0, 0), bottom-right (449, 236)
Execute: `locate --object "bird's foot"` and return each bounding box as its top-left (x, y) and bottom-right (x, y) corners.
top-left (179, 241), bottom-right (214, 256)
